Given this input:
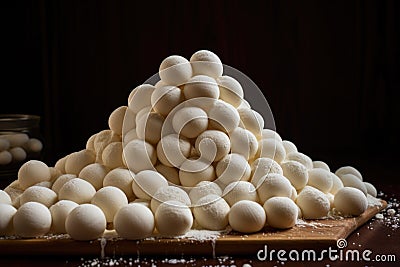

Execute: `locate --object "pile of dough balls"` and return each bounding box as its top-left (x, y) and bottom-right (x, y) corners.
top-left (0, 134), bottom-right (43, 165)
top-left (0, 50), bottom-right (380, 241)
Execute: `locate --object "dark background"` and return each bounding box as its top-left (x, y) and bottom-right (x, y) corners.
top-left (1, 0), bottom-right (399, 186)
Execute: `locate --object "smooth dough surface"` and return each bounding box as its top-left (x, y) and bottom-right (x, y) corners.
top-left (190, 50), bottom-right (223, 78)
top-left (13, 202), bottom-right (52, 238)
top-left (123, 139), bottom-right (157, 173)
top-left (18, 160), bottom-right (51, 189)
top-left (159, 55), bottom-right (192, 86)
top-left (103, 168), bottom-right (135, 200)
top-left (216, 76), bottom-right (244, 108)
top-left (79, 163), bottom-right (109, 191)
top-left (230, 127), bottom-right (258, 160)
top-left (189, 181), bottom-right (222, 204)
top-left (250, 158), bottom-right (283, 187)
top-left (208, 100), bottom-right (240, 133)
top-left (334, 187), bottom-right (368, 216)
top-left (150, 186), bottom-right (191, 213)
top-left (223, 181), bottom-right (258, 206)
top-left (296, 186), bottom-right (330, 219)
top-left (263, 197), bottom-right (298, 229)
top-left (215, 153), bottom-right (251, 188)
top-left (0, 204), bottom-right (17, 235)
top-left (193, 194), bottom-right (230, 230)
top-left (256, 173), bottom-right (293, 203)
top-left (281, 160), bottom-right (309, 190)
top-left (132, 170), bottom-right (168, 200)
top-left (229, 200), bottom-right (266, 233)
top-left (58, 178), bottom-right (96, 204)
top-left (307, 168), bottom-right (333, 193)
top-left (49, 200), bottom-right (79, 234)
top-left (91, 186), bottom-right (128, 222)
top-left (172, 106), bottom-right (208, 138)
top-left (20, 186), bottom-right (57, 208)
top-left (195, 130), bottom-right (230, 162)
top-left (155, 200), bottom-right (193, 236)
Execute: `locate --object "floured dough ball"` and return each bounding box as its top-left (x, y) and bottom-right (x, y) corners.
top-left (189, 181), bottom-right (222, 204)
top-left (229, 200), bottom-right (266, 233)
top-left (193, 194), bottom-right (230, 230)
top-left (157, 134), bottom-right (191, 168)
top-left (286, 152), bottom-right (313, 170)
top-left (290, 186), bottom-right (298, 201)
top-left (230, 127), bottom-right (258, 160)
top-left (263, 197), bottom-right (298, 229)
top-left (296, 186), bottom-right (330, 219)
top-left (102, 142), bottom-right (124, 169)
top-left (54, 156), bottom-right (68, 174)
top-left (9, 147), bottom-right (27, 162)
top-left (114, 203), bottom-right (155, 240)
top-left (4, 181), bottom-right (24, 207)
top-left (124, 139), bottom-right (157, 173)
top-left (238, 108), bottom-right (264, 139)
top-left (0, 150), bottom-right (12, 165)
top-left (335, 166), bottom-right (363, 181)
top-left (150, 186), bottom-right (191, 213)
top-left (86, 133), bottom-right (97, 152)
top-left (155, 164), bottom-right (180, 185)
top-left (65, 204), bottom-right (106, 241)
top-left (282, 140), bottom-right (297, 155)
top-left (136, 112), bottom-right (164, 145)
top-left (256, 174), bottom-right (293, 203)
top-left (14, 202), bottom-right (52, 238)
top-left (20, 186), bottom-right (57, 208)
top-left (91, 186), bottom-right (128, 223)
top-left (312, 161), bottom-right (330, 171)
top-left (172, 106), bottom-right (208, 138)
top-left (261, 129), bottom-right (282, 142)
top-left (108, 106), bottom-right (127, 136)
top-left (330, 173), bottom-right (344, 195)
top-left (339, 174), bottom-right (367, 196)
top-left (250, 158), bottom-right (283, 187)
top-left (257, 139), bottom-right (286, 163)
top-left (159, 55), bottom-right (192, 86)
top-left (52, 174), bottom-right (76, 194)
top-left (49, 200), bottom-right (79, 233)
top-left (281, 160), bottom-right (309, 190)
top-left (334, 187), bottom-right (368, 216)
top-left (103, 168), bottom-right (135, 200)
top-left (94, 130), bottom-right (121, 162)
top-left (195, 130), bottom-right (230, 162)
top-left (122, 108), bottom-right (137, 134)
top-left (208, 100), bottom-right (240, 133)
top-left (184, 75), bottom-right (220, 103)
top-left (223, 181), bottom-right (258, 206)
top-left (123, 128), bottom-right (139, 145)
top-left (190, 50), bottom-right (223, 78)
top-left (155, 200), bottom-right (193, 236)
top-left (18, 160), bottom-right (51, 189)
top-left (0, 190), bottom-right (11, 205)
top-left (364, 182), bottom-right (377, 197)
top-left (215, 153), bottom-right (251, 188)
top-left (307, 168), bottom-right (333, 193)
top-left (0, 204), bottom-right (17, 235)
top-left (58, 178), bottom-right (96, 204)
top-left (128, 84), bottom-right (155, 113)
top-left (216, 76), bottom-right (243, 108)
top-left (179, 158), bottom-right (216, 187)
top-left (65, 149), bottom-right (96, 175)
top-left (135, 106), bottom-right (152, 127)
top-left (132, 170), bottom-right (168, 200)
top-left (151, 85), bottom-right (183, 116)
top-left (79, 163), bottom-right (108, 190)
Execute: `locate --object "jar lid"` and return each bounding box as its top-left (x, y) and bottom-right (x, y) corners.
top-left (0, 114), bottom-right (40, 131)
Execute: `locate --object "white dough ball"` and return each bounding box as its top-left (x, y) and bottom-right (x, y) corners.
top-left (282, 140), bottom-right (298, 155)
top-left (364, 182), bottom-right (377, 197)
top-left (151, 186), bottom-right (191, 213)
top-left (157, 134), bottom-right (191, 168)
top-left (128, 84), bottom-right (155, 113)
top-left (20, 186), bottom-right (57, 208)
top-left (123, 139), bottom-right (157, 173)
top-left (208, 100), bottom-right (240, 133)
top-left (0, 138), bottom-right (10, 151)
top-left (0, 190), bottom-right (11, 205)
top-left (334, 187), bottom-right (368, 216)
top-left (189, 181), bottom-right (222, 204)
top-left (159, 55), bottom-right (192, 86)
top-left (155, 164), bottom-right (180, 185)
top-left (4, 181), bottom-right (24, 206)
top-left (122, 108), bottom-right (137, 134)
top-left (238, 99), bottom-right (251, 109)
top-left (286, 152), bottom-right (313, 170)
top-left (290, 186), bottom-right (298, 201)
top-left (335, 166), bottom-right (363, 181)
top-left (250, 158), bottom-right (283, 187)
top-left (190, 50), bottom-right (223, 78)
top-left (14, 202), bottom-right (52, 238)
top-left (256, 174), bottom-right (293, 203)
top-left (103, 168), bottom-right (135, 200)
top-left (216, 76), bottom-right (244, 108)
top-left (91, 186), bottom-right (128, 222)
top-left (114, 203), bottom-right (155, 240)
top-left (94, 130), bottom-right (121, 161)
top-left (65, 204), bottom-right (106, 241)
top-left (108, 106), bottom-right (127, 136)
top-left (238, 108), bottom-right (264, 139)
top-left (136, 112), bottom-right (164, 145)
top-left (179, 158), bottom-right (216, 187)
top-left (65, 149), bottom-right (96, 175)
top-left (3, 133), bottom-right (29, 147)
top-left (296, 186), bottom-right (330, 219)
top-left (9, 147), bottom-right (27, 162)
top-left (0, 150), bottom-right (12, 165)
top-left (215, 153), bottom-right (251, 189)
top-left (172, 106), bottom-right (208, 138)
top-left (52, 174), bottom-right (76, 194)
top-left (339, 174), bottom-right (368, 196)
top-left (263, 197), bottom-right (298, 229)
top-left (330, 173), bottom-right (344, 195)
top-left (195, 130), bottom-right (230, 162)
top-left (155, 200), bottom-right (193, 236)
top-left (132, 170), bottom-right (168, 200)
top-left (0, 204), bottom-right (17, 235)
top-left (261, 129), bottom-right (282, 142)
top-left (312, 161), bottom-right (330, 171)
top-left (193, 194), bottom-right (230, 230)
top-left (49, 200), bottom-right (79, 233)
top-left (230, 127), bottom-right (258, 160)
top-left (307, 168), bottom-right (333, 193)
top-left (257, 139), bottom-right (286, 164)
top-left (123, 129), bottom-right (139, 146)
top-left (58, 178), bottom-right (96, 204)
top-left (229, 200), bottom-right (266, 233)
top-left (54, 156), bottom-right (68, 174)
top-left (49, 167), bottom-right (62, 183)
top-left (281, 160), bottom-right (309, 190)
top-left (135, 106), bottom-right (152, 127)
top-left (151, 85), bottom-right (183, 116)
top-left (184, 75), bottom-right (220, 101)
top-left (18, 160), bottom-right (51, 189)
top-left (79, 163), bottom-right (108, 191)
top-left (223, 181), bottom-right (258, 206)
top-left (102, 142), bottom-right (124, 169)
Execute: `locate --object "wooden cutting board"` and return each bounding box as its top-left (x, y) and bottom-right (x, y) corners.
top-left (0, 200), bottom-right (386, 257)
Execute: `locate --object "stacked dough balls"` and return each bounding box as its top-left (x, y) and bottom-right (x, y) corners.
top-left (0, 50), bottom-right (379, 240)
top-left (0, 134), bottom-right (43, 165)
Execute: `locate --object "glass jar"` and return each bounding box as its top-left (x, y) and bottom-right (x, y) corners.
top-left (0, 114), bottom-right (44, 189)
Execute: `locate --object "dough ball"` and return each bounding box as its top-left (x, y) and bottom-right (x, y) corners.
top-left (0, 138), bottom-right (10, 151)
top-left (123, 139), bottom-right (157, 173)
top-left (58, 178), bottom-right (96, 204)
top-left (108, 106), bottom-right (127, 136)
top-left (184, 75), bottom-right (220, 101)
top-left (65, 204), bottom-right (106, 241)
top-left (179, 158), bottom-right (216, 187)
top-left (229, 200), bottom-right (266, 233)
top-left (238, 99), bottom-right (251, 109)
top-left (54, 156), bottom-right (68, 174)
top-left (296, 186), bottom-right (330, 219)
top-left (208, 100), bottom-right (240, 133)
top-left (52, 174), bottom-right (76, 194)
top-left (223, 181), bottom-right (258, 206)
top-left (130, 199), bottom-right (150, 207)
top-left (189, 181), bottom-right (222, 204)
top-left (93, 130), bottom-right (120, 162)
top-left (159, 55), bottom-right (192, 86)
top-left (122, 108), bottom-right (137, 134)
top-left (261, 129), bottom-right (282, 142)
top-left (172, 106), bottom-right (208, 138)
top-left (49, 167), bottom-right (62, 183)
top-left (364, 182), bottom-right (377, 197)
top-left (215, 153), bottom-right (251, 189)
top-left (103, 168), bottom-right (135, 200)
top-left (123, 128), bottom-right (139, 146)
top-left (91, 186), bottom-right (128, 222)
top-left (286, 152), bottom-right (313, 170)
top-left (312, 161), bottom-right (330, 171)
top-left (339, 174), bottom-right (367, 196)
top-left (79, 163), bottom-right (108, 191)
top-left (256, 139), bottom-right (286, 164)
top-left (329, 173), bottom-right (344, 195)
top-left (256, 173), bottom-right (293, 203)
top-left (0, 190), bottom-right (11, 205)
top-left (0, 150), bottom-right (12, 165)
top-left (155, 200), bottom-right (193, 236)
top-left (4, 181), bottom-right (24, 207)
top-left (0, 204), bottom-right (17, 235)
top-left (326, 192), bottom-right (334, 207)
top-left (250, 158), bottom-right (283, 187)
top-left (114, 203), bottom-right (155, 240)
top-left (335, 166), bottom-right (363, 181)
top-left (216, 75), bottom-right (244, 108)
top-left (263, 197), bottom-right (298, 229)
top-left (281, 160), bottom-right (309, 190)
top-left (128, 84), bottom-right (155, 113)
top-left (334, 187), bottom-right (368, 216)
top-left (86, 133), bottom-right (97, 152)
top-left (65, 149), bottom-right (96, 175)
top-left (14, 202), bottom-right (51, 238)
top-left (136, 112), bottom-right (164, 145)
top-left (238, 108), bottom-right (264, 139)
top-left (18, 160), bottom-right (51, 189)
top-left (154, 164), bottom-right (180, 185)
top-left (195, 130), bottom-right (230, 162)
top-left (151, 85), bottom-right (183, 116)
top-left (132, 170), bottom-right (168, 200)
top-left (2, 133), bottom-right (29, 147)
top-left (157, 134), bottom-right (191, 168)
top-left (49, 200), bottom-right (79, 233)
top-left (9, 147), bottom-right (27, 162)
top-left (134, 106), bottom-right (152, 127)
top-left (20, 186), bottom-right (57, 208)
top-left (230, 127), bottom-right (258, 160)
top-left (193, 194), bottom-right (230, 230)
top-left (307, 168), bottom-right (333, 193)
top-left (282, 140), bottom-right (298, 155)
top-left (102, 142), bottom-right (124, 169)
top-left (151, 186), bottom-right (191, 213)
top-left (290, 186), bottom-right (298, 201)
top-left (190, 50), bottom-right (223, 78)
